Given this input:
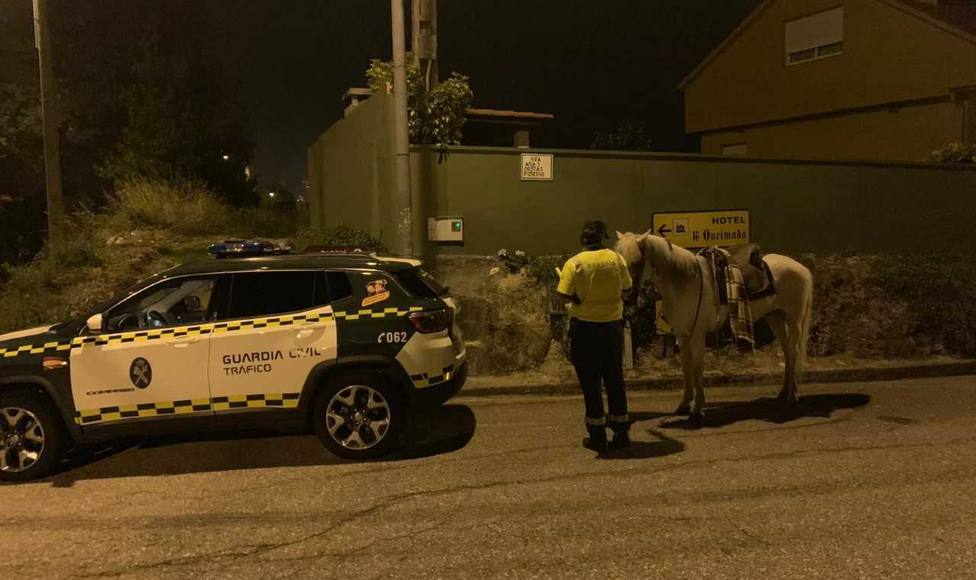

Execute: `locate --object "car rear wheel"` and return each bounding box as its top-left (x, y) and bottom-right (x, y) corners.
top-left (313, 372), bottom-right (405, 460)
top-left (0, 392), bottom-right (68, 482)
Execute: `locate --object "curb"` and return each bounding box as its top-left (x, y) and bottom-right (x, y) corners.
top-left (459, 361), bottom-right (976, 398)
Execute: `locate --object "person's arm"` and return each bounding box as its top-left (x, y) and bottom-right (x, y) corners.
top-left (617, 252), bottom-right (634, 302)
top-left (556, 258), bottom-right (581, 304)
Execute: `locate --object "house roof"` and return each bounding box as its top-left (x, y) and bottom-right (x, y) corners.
top-left (678, 0), bottom-right (976, 90)
top-left (894, 1), bottom-right (976, 36)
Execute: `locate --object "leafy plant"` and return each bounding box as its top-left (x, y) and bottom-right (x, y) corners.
top-left (590, 120), bottom-right (654, 151)
top-left (366, 54), bottom-right (473, 157)
top-left (0, 83), bottom-right (43, 173)
top-left (293, 225), bottom-right (387, 254)
top-left (929, 143), bottom-right (976, 164)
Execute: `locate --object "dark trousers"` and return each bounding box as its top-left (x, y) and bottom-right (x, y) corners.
top-left (569, 319), bottom-right (629, 433)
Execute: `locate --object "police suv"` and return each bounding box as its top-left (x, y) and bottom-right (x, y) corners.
top-left (0, 243), bottom-right (466, 481)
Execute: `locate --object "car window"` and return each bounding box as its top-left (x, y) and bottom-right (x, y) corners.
top-left (226, 271), bottom-right (319, 319)
top-left (393, 267), bottom-right (447, 298)
top-left (105, 276), bottom-right (218, 331)
top-left (326, 271), bottom-right (352, 302)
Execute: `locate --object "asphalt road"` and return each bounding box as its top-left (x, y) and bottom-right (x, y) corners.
top-left (3, 376), bottom-right (976, 579)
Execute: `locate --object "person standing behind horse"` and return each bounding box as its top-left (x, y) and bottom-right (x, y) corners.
top-left (557, 220), bottom-right (633, 453)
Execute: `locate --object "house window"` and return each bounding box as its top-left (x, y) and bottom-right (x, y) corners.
top-left (722, 143), bottom-right (748, 156)
top-left (785, 6), bottom-right (844, 65)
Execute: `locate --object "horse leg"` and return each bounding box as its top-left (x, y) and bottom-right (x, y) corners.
top-left (765, 311), bottom-right (795, 402)
top-left (783, 310), bottom-right (808, 404)
top-left (675, 337), bottom-right (693, 415)
top-left (690, 337), bottom-right (707, 421)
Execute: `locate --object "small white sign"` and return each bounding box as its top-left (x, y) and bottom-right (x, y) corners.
top-left (520, 153), bottom-right (554, 181)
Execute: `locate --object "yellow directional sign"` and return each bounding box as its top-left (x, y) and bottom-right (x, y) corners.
top-left (651, 209), bottom-right (750, 248)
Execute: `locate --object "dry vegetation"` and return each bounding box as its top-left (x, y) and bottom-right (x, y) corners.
top-left (438, 250), bottom-right (976, 379)
top-left (0, 181), bottom-right (338, 333)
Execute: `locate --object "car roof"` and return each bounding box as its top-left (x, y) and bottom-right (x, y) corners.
top-left (164, 253), bottom-right (420, 277)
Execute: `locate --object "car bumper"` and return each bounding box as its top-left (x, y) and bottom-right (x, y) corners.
top-left (409, 362), bottom-right (467, 408)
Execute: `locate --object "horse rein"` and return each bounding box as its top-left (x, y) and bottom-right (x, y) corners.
top-left (655, 237), bottom-right (705, 340)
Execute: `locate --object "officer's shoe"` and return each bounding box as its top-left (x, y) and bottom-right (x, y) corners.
top-left (608, 431), bottom-right (631, 451)
top-left (582, 427), bottom-right (607, 454)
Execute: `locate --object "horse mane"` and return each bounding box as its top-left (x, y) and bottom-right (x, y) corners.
top-left (617, 232), bottom-right (699, 283)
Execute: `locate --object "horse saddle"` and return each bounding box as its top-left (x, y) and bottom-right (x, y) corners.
top-left (701, 244), bottom-right (776, 301)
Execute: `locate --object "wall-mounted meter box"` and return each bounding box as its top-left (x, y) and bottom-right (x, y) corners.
top-left (427, 216), bottom-right (464, 243)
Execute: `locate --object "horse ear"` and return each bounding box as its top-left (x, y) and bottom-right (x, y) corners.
top-left (644, 229), bottom-right (653, 237)
top-left (615, 230), bottom-right (624, 240)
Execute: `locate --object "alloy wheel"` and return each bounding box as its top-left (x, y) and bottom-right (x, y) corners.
top-left (325, 385), bottom-right (392, 450)
top-left (0, 407), bottom-right (46, 474)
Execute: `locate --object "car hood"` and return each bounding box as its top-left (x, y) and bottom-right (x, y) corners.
top-left (0, 325), bottom-right (58, 350)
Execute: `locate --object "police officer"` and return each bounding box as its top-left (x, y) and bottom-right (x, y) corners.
top-left (557, 220), bottom-right (633, 453)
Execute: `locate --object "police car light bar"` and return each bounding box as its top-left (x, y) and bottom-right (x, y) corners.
top-left (302, 245), bottom-right (371, 254)
top-left (207, 240), bottom-right (292, 259)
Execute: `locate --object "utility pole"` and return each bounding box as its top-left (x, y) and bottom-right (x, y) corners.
top-left (391, 0), bottom-right (413, 256)
top-left (32, 0), bottom-right (65, 249)
top-left (412, 0), bottom-right (438, 89)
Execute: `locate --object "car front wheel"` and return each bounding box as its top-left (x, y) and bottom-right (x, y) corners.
top-left (0, 391), bottom-right (68, 482)
top-left (313, 372), bottom-right (405, 460)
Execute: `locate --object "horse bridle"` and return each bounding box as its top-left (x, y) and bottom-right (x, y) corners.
top-left (636, 237), bottom-right (705, 339)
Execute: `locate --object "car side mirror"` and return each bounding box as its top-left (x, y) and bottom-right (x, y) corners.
top-left (86, 313), bottom-right (103, 333)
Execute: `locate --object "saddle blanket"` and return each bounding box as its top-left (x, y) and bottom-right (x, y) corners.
top-left (700, 247), bottom-right (755, 352)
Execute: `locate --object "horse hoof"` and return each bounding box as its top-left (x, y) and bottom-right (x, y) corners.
top-left (674, 404), bottom-right (691, 416)
top-left (689, 411), bottom-right (705, 424)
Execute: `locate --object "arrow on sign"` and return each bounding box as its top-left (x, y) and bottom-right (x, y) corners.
top-left (657, 224), bottom-right (672, 236)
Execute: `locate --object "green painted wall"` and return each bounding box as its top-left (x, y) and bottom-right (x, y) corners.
top-left (308, 93), bottom-right (397, 247)
top-left (309, 96), bottom-right (976, 257)
top-left (421, 147), bottom-right (976, 256)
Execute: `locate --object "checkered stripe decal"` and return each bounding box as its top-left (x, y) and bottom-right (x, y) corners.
top-left (410, 365), bottom-right (456, 388)
top-left (75, 393), bottom-right (302, 425)
top-left (0, 306), bottom-right (424, 359)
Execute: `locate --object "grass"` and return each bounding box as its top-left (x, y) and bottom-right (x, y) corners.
top-left (0, 180), bottom-right (394, 333)
top-left (107, 179), bottom-right (230, 235)
top-left (0, 181), bottom-right (306, 333)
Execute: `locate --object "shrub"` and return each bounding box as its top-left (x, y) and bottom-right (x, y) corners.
top-left (929, 143), bottom-right (976, 164)
top-left (292, 225), bottom-right (387, 254)
top-left (871, 253), bottom-right (976, 357)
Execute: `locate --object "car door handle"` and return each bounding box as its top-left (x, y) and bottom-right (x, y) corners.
top-left (296, 329), bottom-right (315, 339)
top-left (172, 337), bottom-right (199, 348)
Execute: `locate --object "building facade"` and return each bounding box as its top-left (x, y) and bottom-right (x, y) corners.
top-left (681, 0), bottom-right (976, 162)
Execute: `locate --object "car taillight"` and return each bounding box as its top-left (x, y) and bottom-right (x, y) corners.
top-left (408, 309), bottom-right (452, 334)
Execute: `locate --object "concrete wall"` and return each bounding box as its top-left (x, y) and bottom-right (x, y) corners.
top-left (308, 94), bottom-right (976, 258)
top-left (685, 0), bottom-right (976, 134)
top-left (700, 100), bottom-right (965, 161)
top-left (307, 93), bottom-right (397, 245)
top-left (415, 147), bottom-right (976, 256)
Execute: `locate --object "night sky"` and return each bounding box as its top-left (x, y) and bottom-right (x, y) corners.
top-left (5, 1), bottom-right (760, 196)
top-left (228, 0), bottom-right (759, 194)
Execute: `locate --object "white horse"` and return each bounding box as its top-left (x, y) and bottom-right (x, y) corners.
top-left (615, 231), bottom-right (813, 420)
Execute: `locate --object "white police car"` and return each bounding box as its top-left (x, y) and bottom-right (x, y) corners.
top-left (0, 243), bottom-right (466, 481)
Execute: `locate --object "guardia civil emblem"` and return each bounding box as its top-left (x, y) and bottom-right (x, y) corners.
top-left (129, 358), bottom-right (152, 389)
